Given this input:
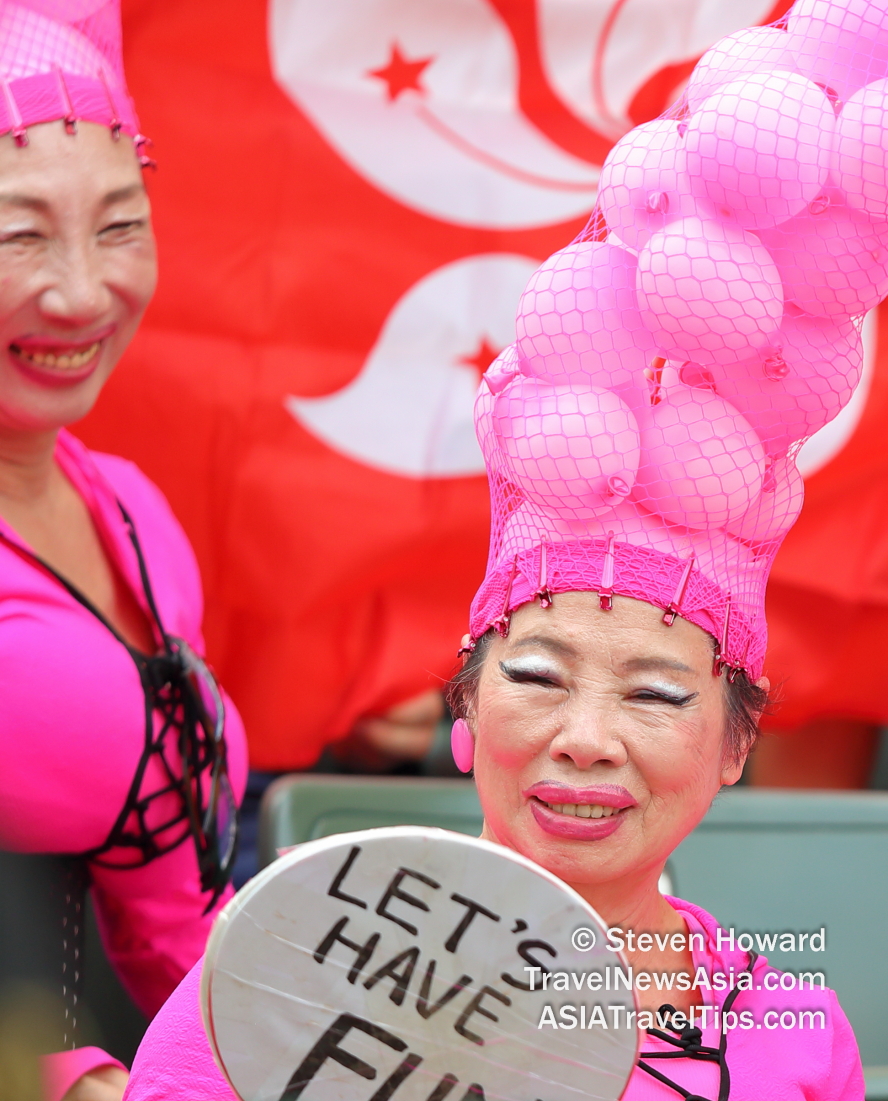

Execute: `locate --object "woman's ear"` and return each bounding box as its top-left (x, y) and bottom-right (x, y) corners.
top-left (720, 755), bottom-right (746, 787)
top-left (459, 633), bottom-right (472, 668)
top-left (721, 674), bottom-right (770, 786)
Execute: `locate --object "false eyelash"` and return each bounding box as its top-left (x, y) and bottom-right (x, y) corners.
top-left (632, 690), bottom-right (697, 707)
top-left (499, 661), bottom-right (559, 687)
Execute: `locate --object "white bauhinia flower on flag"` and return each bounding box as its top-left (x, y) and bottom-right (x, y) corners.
top-left (271, 0), bottom-right (805, 479)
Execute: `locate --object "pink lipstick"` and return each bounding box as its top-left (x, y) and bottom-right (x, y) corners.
top-left (524, 781), bottom-right (637, 841)
top-left (9, 325), bottom-right (115, 388)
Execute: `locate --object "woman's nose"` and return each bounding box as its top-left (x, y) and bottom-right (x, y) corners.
top-left (548, 707), bottom-right (629, 771)
top-left (39, 246), bottom-right (112, 325)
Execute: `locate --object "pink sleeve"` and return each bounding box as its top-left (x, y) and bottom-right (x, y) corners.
top-left (89, 844), bottom-right (236, 1019)
top-left (42, 1048), bottom-right (127, 1101)
top-left (124, 960), bottom-right (237, 1101)
top-left (818, 990), bottom-right (866, 1101)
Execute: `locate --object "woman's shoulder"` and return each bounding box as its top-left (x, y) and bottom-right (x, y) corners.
top-left (59, 431), bottom-right (206, 639)
top-left (665, 895), bottom-right (864, 1099)
top-left (83, 448), bottom-right (184, 535)
top-left (58, 430), bottom-right (182, 531)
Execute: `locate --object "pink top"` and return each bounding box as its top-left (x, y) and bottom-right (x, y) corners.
top-left (0, 429), bottom-right (248, 1096)
top-left (121, 895), bottom-right (863, 1101)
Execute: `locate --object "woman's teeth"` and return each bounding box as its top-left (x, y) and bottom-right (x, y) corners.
top-left (13, 342), bottom-right (100, 369)
top-left (541, 801), bottom-right (620, 819)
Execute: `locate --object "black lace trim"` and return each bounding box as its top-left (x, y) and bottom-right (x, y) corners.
top-left (637, 951), bottom-right (758, 1101)
top-left (0, 503), bottom-right (227, 873)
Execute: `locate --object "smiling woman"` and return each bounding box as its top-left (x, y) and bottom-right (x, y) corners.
top-left (451, 597), bottom-right (759, 1019)
top-left (0, 126), bottom-right (154, 430)
top-left (0, 6), bottom-right (246, 1101)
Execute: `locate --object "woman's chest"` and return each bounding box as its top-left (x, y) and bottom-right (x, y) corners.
top-left (0, 557), bottom-right (189, 853)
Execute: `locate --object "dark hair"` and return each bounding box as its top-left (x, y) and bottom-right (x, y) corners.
top-left (448, 628), bottom-right (770, 767)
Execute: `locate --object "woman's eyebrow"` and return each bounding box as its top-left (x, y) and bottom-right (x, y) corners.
top-left (0, 184), bottom-right (144, 212)
top-left (510, 635), bottom-right (577, 658)
top-left (620, 656), bottom-right (693, 674)
top-left (0, 192), bottom-right (48, 212)
top-left (102, 183), bottom-right (145, 205)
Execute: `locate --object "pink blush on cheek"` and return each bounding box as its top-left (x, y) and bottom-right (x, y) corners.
top-left (529, 798), bottom-right (627, 841)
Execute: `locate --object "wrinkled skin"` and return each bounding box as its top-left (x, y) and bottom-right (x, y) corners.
top-left (0, 121), bottom-right (156, 434)
top-left (466, 592), bottom-right (766, 1013)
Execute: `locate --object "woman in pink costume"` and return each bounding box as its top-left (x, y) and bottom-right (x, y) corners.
top-left (124, 1), bottom-right (880, 1097)
top-left (0, 3), bottom-right (247, 1099)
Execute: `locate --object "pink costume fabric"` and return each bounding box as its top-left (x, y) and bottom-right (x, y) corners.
top-left (0, 0), bottom-right (142, 147)
top-left (469, 0), bottom-right (888, 680)
top-left (120, 897), bottom-right (863, 1101)
top-left (0, 431), bottom-right (248, 1097)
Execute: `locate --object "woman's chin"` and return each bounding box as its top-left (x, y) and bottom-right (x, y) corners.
top-left (485, 808), bottom-right (630, 884)
top-left (0, 368), bottom-right (111, 433)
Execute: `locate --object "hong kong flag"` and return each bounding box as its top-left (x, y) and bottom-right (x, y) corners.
top-left (77, 0), bottom-right (880, 770)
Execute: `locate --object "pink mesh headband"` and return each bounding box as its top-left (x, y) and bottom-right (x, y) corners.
top-left (471, 0), bottom-right (888, 680)
top-left (0, 1), bottom-right (147, 156)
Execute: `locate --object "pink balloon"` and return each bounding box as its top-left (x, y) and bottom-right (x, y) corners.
top-left (725, 454), bottom-right (805, 545)
top-left (685, 71), bottom-right (834, 230)
top-left (481, 342), bottom-right (522, 394)
top-left (492, 377), bottom-right (640, 520)
top-left (515, 240), bottom-right (653, 405)
top-left (631, 384), bottom-right (766, 530)
top-left (686, 26), bottom-right (796, 113)
top-left (708, 313), bottom-right (863, 456)
top-left (832, 78), bottom-right (888, 222)
top-left (759, 190), bottom-right (888, 318)
top-left (476, 345), bottom-right (521, 457)
top-left (788, 0), bottom-right (888, 101)
top-left (597, 119), bottom-right (698, 250)
top-left (637, 216), bottom-right (783, 366)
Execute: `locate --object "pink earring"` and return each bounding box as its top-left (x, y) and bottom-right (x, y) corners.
top-left (450, 718), bottom-right (475, 773)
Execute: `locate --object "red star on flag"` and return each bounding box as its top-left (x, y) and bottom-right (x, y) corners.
top-left (367, 43), bottom-right (434, 101)
top-left (459, 337), bottom-right (501, 378)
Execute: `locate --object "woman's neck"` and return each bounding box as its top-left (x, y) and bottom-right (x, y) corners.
top-left (570, 869), bottom-right (684, 939)
top-left (0, 424), bottom-right (61, 503)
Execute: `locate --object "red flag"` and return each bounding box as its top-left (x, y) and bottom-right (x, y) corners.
top-left (79, 0), bottom-right (827, 770)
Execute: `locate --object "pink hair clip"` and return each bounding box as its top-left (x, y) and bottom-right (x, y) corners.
top-left (714, 595), bottom-right (733, 677)
top-left (1, 79), bottom-right (27, 146)
top-left (598, 533), bottom-right (616, 611)
top-left (54, 69), bottom-right (77, 134)
top-left (663, 556), bottom-right (695, 626)
top-left (534, 541), bottom-right (553, 609)
top-left (491, 557), bottom-right (519, 637)
top-left (99, 70), bottom-right (123, 141)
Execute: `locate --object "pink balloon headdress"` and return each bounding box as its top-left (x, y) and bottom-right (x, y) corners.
top-left (0, 0), bottom-right (147, 157)
top-left (471, 0), bottom-right (888, 681)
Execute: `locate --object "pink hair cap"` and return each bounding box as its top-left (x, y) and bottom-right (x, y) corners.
top-left (0, 1), bottom-right (140, 143)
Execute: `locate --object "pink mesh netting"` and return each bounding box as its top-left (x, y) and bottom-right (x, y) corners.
top-left (0, 0), bottom-right (139, 142)
top-left (471, 0), bottom-right (888, 679)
